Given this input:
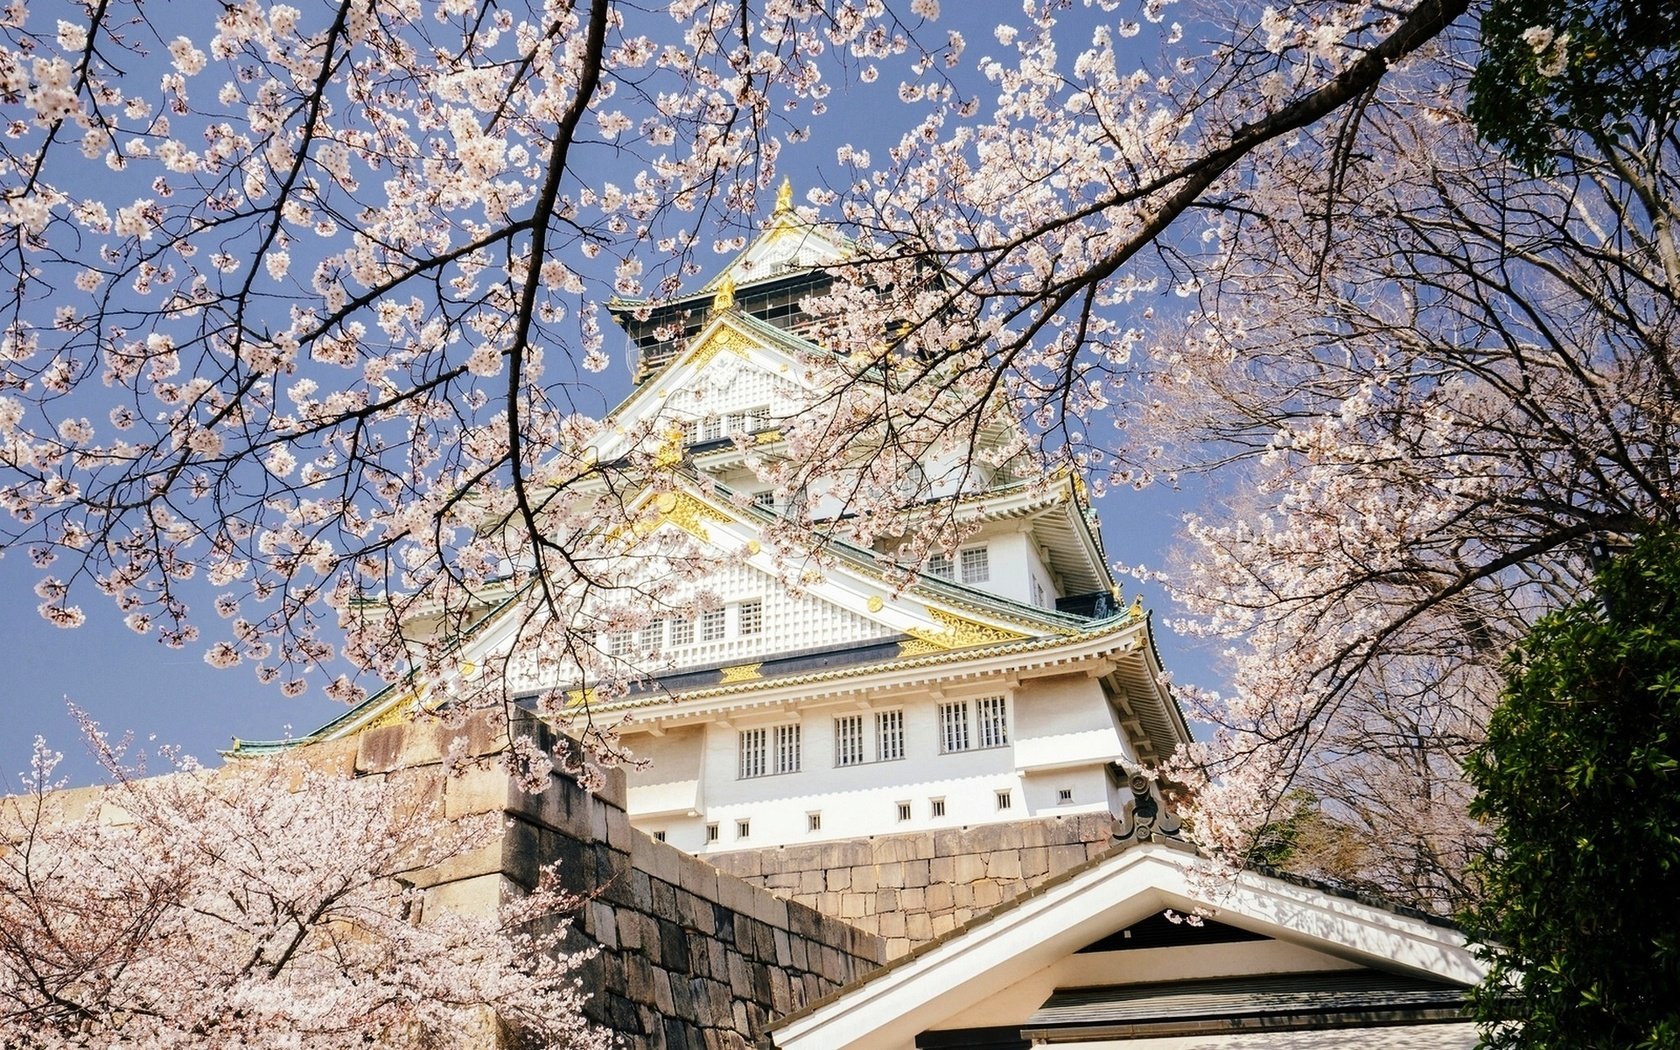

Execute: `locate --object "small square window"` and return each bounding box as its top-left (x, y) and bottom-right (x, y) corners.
top-left (700, 608), bottom-right (726, 642)
top-left (739, 598), bottom-right (763, 636)
top-left (996, 790), bottom-right (1012, 811)
top-left (706, 823), bottom-right (719, 843)
top-left (808, 812), bottom-right (822, 832)
top-left (896, 801), bottom-right (912, 822)
top-left (961, 546), bottom-right (990, 584)
top-left (926, 552), bottom-right (953, 579)
top-left (653, 830), bottom-right (667, 842)
top-left (1058, 788), bottom-right (1073, 804)
top-left (736, 819), bottom-right (751, 839)
top-left (931, 798), bottom-right (946, 818)
top-left (753, 490), bottom-right (776, 510)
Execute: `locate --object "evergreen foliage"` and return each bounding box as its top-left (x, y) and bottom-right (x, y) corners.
top-left (1466, 531), bottom-right (1680, 1048)
top-left (1470, 0), bottom-right (1680, 171)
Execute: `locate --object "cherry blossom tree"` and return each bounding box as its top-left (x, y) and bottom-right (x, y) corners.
top-left (0, 719), bottom-right (612, 1048)
top-left (791, 1), bottom-right (1675, 908)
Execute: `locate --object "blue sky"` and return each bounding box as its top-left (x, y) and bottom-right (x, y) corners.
top-left (0, 2), bottom-right (1228, 789)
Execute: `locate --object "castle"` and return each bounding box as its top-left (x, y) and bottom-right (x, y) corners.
top-left (232, 190), bottom-right (1486, 1047)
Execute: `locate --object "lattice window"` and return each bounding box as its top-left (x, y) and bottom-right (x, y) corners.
top-left (700, 609), bottom-right (726, 642)
top-left (835, 714), bottom-right (865, 766)
top-left (876, 710), bottom-right (905, 762)
top-left (931, 797), bottom-right (946, 817)
top-left (701, 416), bottom-right (723, 442)
top-left (753, 490), bottom-right (776, 510)
top-left (739, 728), bottom-right (768, 779)
top-left (977, 695), bottom-right (1009, 749)
top-left (808, 812), bottom-right (821, 832)
top-left (774, 724), bottom-right (801, 775)
top-left (670, 617), bottom-right (694, 647)
top-left (996, 790), bottom-right (1012, 811)
top-left (738, 598), bottom-right (763, 636)
top-left (609, 630), bottom-right (634, 657)
top-left (896, 801), bottom-right (912, 822)
top-left (639, 620), bottom-right (663, 652)
top-left (960, 546), bottom-right (990, 584)
top-left (737, 819), bottom-right (751, 838)
top-left (927, 552), bottom-right (953, 579)
top-left (940, 702), bottom-right (971, 753)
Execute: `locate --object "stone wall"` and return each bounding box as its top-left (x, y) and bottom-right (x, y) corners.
top-left (343, 713), bottom-right (886, 1049)
top-left (709, 813), bottom-right (1117, 958)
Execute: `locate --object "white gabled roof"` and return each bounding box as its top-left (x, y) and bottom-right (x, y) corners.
top-left (766, 842), bottom-right (1484, 1050)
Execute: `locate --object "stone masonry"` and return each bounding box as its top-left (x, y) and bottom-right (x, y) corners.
top-left (709, 813), bottom-right (1116, 959)
top-left (340, 712), bottom-right (886, 1049)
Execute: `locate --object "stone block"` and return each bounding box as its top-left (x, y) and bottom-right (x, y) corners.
top-left (852, 865), bottom-right (878, 893)
top-left (403, 838), bottom-right (502, 889)
top-left (1022, 846), bottom-right (1050, 880)
top-left (926, 882), bottom-right (954, 912)
top-left (799, 868), bottom-right (824, 894)
top-left (296, 735), bottom-right (359, 776)
top-left (907, 911), bottom-right (934, 941)
top-left (678, 854), bottom-right (720, 902)
top-left (899, 886), bottom-right (925, 911)
top-left (887, 936), bottom-right (912, 959)
top-left (1049, 843), bottom-right (1087, 874)
top-left (423, 872), bottom-right (507, 918)
top-left (953, 853), bottom-right (985, 883)
top-left (987, 851), bottom-right (1023, 881)
top-left (751, 887), bottom-right (790, 930)
top-left (877, 910), bottom-right (907, 938)
top-left (825, 866), bottom-right (851, 892)
top-left (974, 879), bottom-right (1003, 909)
top-left (443, 764), bottom-right (512, 819)
top-left (928, 856), bottom-right (954, 883)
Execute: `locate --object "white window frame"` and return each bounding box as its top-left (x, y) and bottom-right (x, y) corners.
top-left (926, 552), bottom-right (953, 579)
top-left (896, 801), bottom-right (912, 822)
top-left (876, 709), bottom-right (905, 762)
top-left (639, 619), bottom-right (663, 652)
top-left (700, 608), bottom-right (726, 642)
top-left (996, 789), bottom-right (1013, 811)
top-left (940, 701), bottom-right (971, 754)
top-left (738, 598), bottom-right (763, 636)
top-left (774, 723), bottom-right (802, 775)
top-left (669, 617), bottom-right (694, 647)
top-left (835, 714), bottom-right (865, 767)
top-left (930, 797), bottom-right (946, 818)
top-left (977, 695), bottom-right (1009, 749)
top-left (960, 545), bottom-right (990, 584)
top-left (739, 727), bottom-right (768, 779)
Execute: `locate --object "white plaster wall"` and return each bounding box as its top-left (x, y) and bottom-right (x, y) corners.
top-left (640, 687), bottom-right (1132, 851)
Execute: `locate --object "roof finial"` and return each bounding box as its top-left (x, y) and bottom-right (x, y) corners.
top-left (774, 176), bottom-right (794, 214)
top-left (712, 273), bottom-right (736, 313)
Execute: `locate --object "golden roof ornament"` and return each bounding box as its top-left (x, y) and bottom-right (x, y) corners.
top-left (774, 176), bottom-right (794, 214)
top-left (712, 273), bottom-right (736, 313)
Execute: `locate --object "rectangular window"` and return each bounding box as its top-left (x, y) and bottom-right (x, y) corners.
top-left (701, 416), bottom-right (722, 442)
top-left (738, 599), bottom-right (763, 636)
top-left (930, 798), bottom-right (946, 818)
top-left (926, 552), bottom-right (953, 579)
top-left (774, 723), bottom-right (801, 775)
top-left (700, 609), bottom-right (726, 642)
top-left (753, 490), bottom-right (776, 510)
top-left (609, 630), bottom-right (634, 657)
top-left (737, 819), bottom-right (750, 838)
top-left (940, 701), bottom-right (971, 753)
top-left (977, 695), bottom-right (1009, 749)
top-left (1058, 788), bottom-right (1073, 804)
top-left (835, 714), bottom-right (865, 766)
top-left (896, 801), bottom-right (912, 822)
top-left (876, 710), bottom-right (905, 762)
top-left (706, 823), bottom-right (719, 843)
top-left (1032, 577), bottom-right (1046, 609)
top-left (653, 829), bottom-right (667, 842)
top-left (996, 790), bottom-right (1012, 811)
top-left (745, 405), bottom-right (769, 432)
top-left (639, 620), bottom-right (663, 652)
top-left (960, 546), bottom-right (990, 584)
top-left (739, 728), bottom-right (768, 779)
top-left (808, 812), bottom-right (821, 832)
top-left (669, 617), bottom-right (694, 647)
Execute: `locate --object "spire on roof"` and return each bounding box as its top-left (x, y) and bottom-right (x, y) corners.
top-left (774, 176), bottom-right (794, 215)
top-left (712, 273), bottom-right (736, 313)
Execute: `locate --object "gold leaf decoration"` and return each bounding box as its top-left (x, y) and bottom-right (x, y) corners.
top-left (719, 663), bottom-right (763, 683)
top-left (898, 608), bottom-right (1028, 658)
